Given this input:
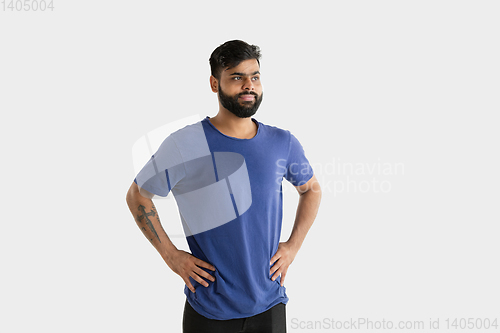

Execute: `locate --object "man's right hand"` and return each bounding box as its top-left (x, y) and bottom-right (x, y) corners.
top-left (165, 249), bottom-right (216, 293)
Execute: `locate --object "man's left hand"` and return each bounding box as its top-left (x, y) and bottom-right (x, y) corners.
top-left (269, 241), bottom-right (299, 286)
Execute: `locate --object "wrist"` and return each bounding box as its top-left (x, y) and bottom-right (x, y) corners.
top-left (160, 244), bottom-right (179, 264)
top-left (285, 238), bottom-right (302, 253)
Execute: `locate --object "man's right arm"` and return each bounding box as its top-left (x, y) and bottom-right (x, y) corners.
top-left (125, 182), bottom-right (215, 293)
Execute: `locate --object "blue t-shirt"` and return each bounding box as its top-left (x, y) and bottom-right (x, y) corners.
top-left (134, 116), bottom-right (314, 320)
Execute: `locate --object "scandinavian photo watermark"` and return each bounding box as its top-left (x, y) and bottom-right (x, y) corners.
top-left (290, 317), bottom-right (499, 330)
top-left (277, 157), bottom-right (405, 196)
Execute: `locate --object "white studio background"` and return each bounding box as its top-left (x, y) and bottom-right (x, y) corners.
top-left (1, 1), bottom-right (499, 332)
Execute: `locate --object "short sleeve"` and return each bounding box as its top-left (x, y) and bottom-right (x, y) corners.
top-left (134, 135), bottom-right (186, 197)
top-left (284, 132), bottom-right (314, 186)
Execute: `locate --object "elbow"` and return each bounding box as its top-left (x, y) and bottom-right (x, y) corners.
top-left (126, 182), bottom-right (153, 209)
top-left (126, 182), bottom-right (139, 209)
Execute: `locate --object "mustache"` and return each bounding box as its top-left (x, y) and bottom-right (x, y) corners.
top-left (238, 92), bottom-right (258, 97)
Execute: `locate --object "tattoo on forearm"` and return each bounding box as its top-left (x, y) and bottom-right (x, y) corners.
top-left (152, 203), bottom-right (168, 236)
top-left (140, 226), bottom-right (154, 244)
top-left (136, 204), bottom-right (161, 243)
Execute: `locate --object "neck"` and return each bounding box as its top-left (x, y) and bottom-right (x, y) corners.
top-left (209, 108), bottom-right (258, 139)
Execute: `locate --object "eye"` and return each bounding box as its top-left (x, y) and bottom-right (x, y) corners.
top-left (233, 76), bottom-right (242, 80)
top-left (252, 76), bottom-right (260, 81)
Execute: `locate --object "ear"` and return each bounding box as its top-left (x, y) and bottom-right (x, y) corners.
top-left (210, 75), bottom-right (218, 93)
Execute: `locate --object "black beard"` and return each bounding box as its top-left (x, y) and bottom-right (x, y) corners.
top-left (218, 84), bottom-right (263, 118)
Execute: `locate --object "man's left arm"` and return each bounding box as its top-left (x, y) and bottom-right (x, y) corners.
top-left (270, 174), bottom-right (322, 286)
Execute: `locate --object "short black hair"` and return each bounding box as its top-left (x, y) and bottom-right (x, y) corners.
top-left (209, 40), bottom-right (261, 80)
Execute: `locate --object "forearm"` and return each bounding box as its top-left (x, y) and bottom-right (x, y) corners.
top-left (270, 181), bottom-right (322, 286)
top-left (126, 183), bottom-right (216, 292)
top-left (126, 186), bottom-right (177, 262)
top-left (287, 185), bottom-right (322, 251)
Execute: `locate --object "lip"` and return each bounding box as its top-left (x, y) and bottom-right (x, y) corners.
top-left (239, 95), bottom-right (255, 101)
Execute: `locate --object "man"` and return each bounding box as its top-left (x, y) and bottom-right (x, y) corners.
top-left (126, 40), bottom-right (321, 333)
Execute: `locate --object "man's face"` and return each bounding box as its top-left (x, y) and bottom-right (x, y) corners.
top-left (216, 59), bottom-right (263, 118)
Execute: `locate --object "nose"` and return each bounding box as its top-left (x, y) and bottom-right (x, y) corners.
top-left (242, 77), bottom-right (254, 91)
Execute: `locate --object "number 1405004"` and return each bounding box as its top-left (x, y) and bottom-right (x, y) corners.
top-left (1, 0), bottom-right (54, 11)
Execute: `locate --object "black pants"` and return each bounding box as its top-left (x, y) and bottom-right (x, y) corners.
top-left (182, 299), bottom-right (287, 333)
